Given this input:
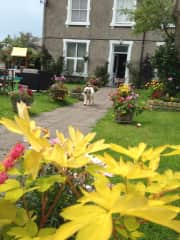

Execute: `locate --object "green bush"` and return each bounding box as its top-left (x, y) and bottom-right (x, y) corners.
top-left (152, 39), bottom-right (180, 96)
top-left (94, 62), bottom-right (109, 86)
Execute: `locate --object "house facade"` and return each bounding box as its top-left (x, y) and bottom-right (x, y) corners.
top-left (43, 0), bottom-right (164, 85)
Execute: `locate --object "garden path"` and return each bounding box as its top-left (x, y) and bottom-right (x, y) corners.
top-left (0, 87), bottom-right (113, 159)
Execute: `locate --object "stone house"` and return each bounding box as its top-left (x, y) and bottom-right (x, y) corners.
top-left (43, 0), bottom-right (165, 85)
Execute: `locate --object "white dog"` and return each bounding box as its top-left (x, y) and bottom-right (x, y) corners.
top-left (83, 84), bottom-right (94, 105)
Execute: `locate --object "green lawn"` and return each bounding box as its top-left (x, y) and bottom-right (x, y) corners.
top-left (0, 83), bottom-right (85, 119)
top-left (93, 93), bottom-right (180, 240)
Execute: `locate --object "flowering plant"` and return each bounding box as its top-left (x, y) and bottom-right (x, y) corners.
top-left (110, 84), bottom-right (143, 115)
top-left (0, 102), bottom-right (179, 240)
top-left (145, 79), bottom-right (164, 91)
top-left (145, 79), bottom-right (165, 99)
top-left (9, 84), bottom-right (34, 112)
top-left (53, 75), bottom-right (66, 82)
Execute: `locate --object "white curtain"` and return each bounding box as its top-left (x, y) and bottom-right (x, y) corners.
top-left (115, 0), bottom-right (134, 23)
top-left (71, 0), bottom-right (88, 22)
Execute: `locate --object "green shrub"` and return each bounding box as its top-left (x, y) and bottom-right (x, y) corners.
top-left (94, 62), bottom-right (109, 86)
top-left (152, 39), bottom-right (180, 96)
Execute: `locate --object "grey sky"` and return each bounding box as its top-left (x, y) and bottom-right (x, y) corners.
top-left (0, 0), bottom-right (43, 40)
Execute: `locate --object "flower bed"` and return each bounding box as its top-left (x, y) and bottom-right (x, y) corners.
top-left (148, 99), bottom-right (180, 111)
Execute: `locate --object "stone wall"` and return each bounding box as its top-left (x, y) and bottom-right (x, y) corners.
top-left (148, 100), bottom-right (180, 111)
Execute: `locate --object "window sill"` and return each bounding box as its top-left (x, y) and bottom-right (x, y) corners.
top-left (70, 72), bottom-right (88, 77)
top-left (110, 22), bottom-right (134, 27)
top-left (65, 22), bottom-right (90, 27)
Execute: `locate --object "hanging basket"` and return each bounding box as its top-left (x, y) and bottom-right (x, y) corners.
top-left (115, 112), bottom-right (134, 123)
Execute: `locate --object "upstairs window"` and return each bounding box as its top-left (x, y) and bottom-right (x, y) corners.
top-left (111, 0), bottom-right (136, 26)
top-left (66, 0), bottom-right (91, 26)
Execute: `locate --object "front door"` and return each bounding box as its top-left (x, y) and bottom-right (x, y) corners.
top-left (113, 53), bottom-right (127, 79)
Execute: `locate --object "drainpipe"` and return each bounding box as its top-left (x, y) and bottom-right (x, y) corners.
top-left (138, 31), bottom-right (146, 88)
top-left (41, 0), bottom-right (47, 70)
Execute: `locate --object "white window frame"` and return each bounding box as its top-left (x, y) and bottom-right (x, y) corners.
top-left (108, 40), bottom-right (134, 84)
top-left (63, 39), bottom-right (90, 76)
top-left (156, 42), bottom-right (165, 47)
top-left (66, 0), bottom-right (91, 26)
top-left (110, 0), bottom-right (136, 27)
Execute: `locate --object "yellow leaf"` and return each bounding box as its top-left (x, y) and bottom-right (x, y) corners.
top-left (0, 179), bottom-right (20, 192)
top-left (5, 188), bottom-right (24, 202)
top-left (24, 150), bottom-right (42, 179)
top-left (0, 118), bottom-right (22, 134)
top-left (76, 213), bottom-right (112, 240)
top-left (54, 205), bottom-right (112, 240)
top-left (0, 200), bottom-right (17, 224)
top-left (17, 101), bottom-right (30, 122)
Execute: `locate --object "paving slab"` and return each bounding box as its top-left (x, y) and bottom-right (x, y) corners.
top-left (0, 87), bottom-right (113, 159)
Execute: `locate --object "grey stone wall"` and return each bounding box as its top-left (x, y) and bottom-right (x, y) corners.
top-left (43, 0), bottom-right (164, 76)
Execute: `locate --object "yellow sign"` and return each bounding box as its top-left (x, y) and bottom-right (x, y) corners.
top-left (11, 47), bottom-right (27, 57)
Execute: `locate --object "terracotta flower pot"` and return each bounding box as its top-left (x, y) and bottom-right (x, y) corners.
top-left (115, 112), bottom-right (134, 123)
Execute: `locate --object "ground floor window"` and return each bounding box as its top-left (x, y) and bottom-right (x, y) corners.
top-left (63, 39), bottom-right (90, 76)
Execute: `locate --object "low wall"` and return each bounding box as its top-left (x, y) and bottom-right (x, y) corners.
top-left (148, 100), bottom-right (180, 111)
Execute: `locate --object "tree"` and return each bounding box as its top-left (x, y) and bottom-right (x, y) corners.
top-left (0, 33), bottom-right (41, 68)
top-left (174, 0), bottom-right (180, 57)
top-left (129, 0), bottom-right (175, 39)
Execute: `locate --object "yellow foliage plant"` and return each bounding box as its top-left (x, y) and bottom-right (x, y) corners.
top-left (0, 102), bottom-right (179, 240)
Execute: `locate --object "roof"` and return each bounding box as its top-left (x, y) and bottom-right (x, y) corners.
top-left (11, 47), bottom-right (27, 57)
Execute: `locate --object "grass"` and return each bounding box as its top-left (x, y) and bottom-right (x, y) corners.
top-left (92, 91), bottom-right (180, 240)
top-left (0, 83), bottom-right (85, 119)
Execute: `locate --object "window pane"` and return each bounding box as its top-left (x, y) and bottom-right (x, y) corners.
top-left (125, 0), bottom-right (134, 9)
top-left (72, 0), bottom-right (80, 9)
top-left (80, 10), bottom-right (87, 21)
top-left (115, 0), bottom-right (133, 23)
top-left (114, 45), bottom-right (128, 53)
top-left (115, 10), bottom-right (129, 23)
top-left (117, 0), bottom-right (134, 9)
top-left (116, 0), bottom-right (125, 9)
top-left (77, 43), bottom-right (86, 57)
top-left (67, 43), bottom-right (76, 57)
top-left (67, 59), bottom-right (74, 73)
top-left (71, 10), bottom-right (80, 22)
top-left (76, 60), bottom-right (84, 73)
top-left (80, 0), bottom-right (87, 9)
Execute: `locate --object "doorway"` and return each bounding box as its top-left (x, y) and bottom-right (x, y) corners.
top-left (113, 53), bottom-right (127, 79)
top-left (108, 41), bottom-right (133, 86)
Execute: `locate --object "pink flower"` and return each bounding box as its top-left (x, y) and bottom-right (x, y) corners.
top-left (49, 138), bottom-right (60, 145)
top-left (168, 77), bottom-right (173, 81)
top-left (9, 143), bottom-right (25, 160)
top-left (2, 157), bottom-right (15, 170)
top-left (0, 172), bottom-right (8, 184)
top-left (126, 96), bottom-right (133, 100)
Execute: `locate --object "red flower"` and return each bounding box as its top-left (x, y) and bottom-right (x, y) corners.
top-left (27, 89), bottom-right (33, 96)
top-left (9, 143), bottom-right (25, 160)
top-left (2, 157), bottom-right (15, 170)
top-left (0, 172), bottom-right (8, 184)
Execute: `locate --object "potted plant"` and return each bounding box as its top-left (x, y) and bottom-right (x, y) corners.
top-left (70, 86), bottom-right (84, 100)
top-left (9, 85), bottom-right (34, 112)
top-left (110, 84), bottom-right (144, 123)
top-left (49, 79), bottom-right (68, 101)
